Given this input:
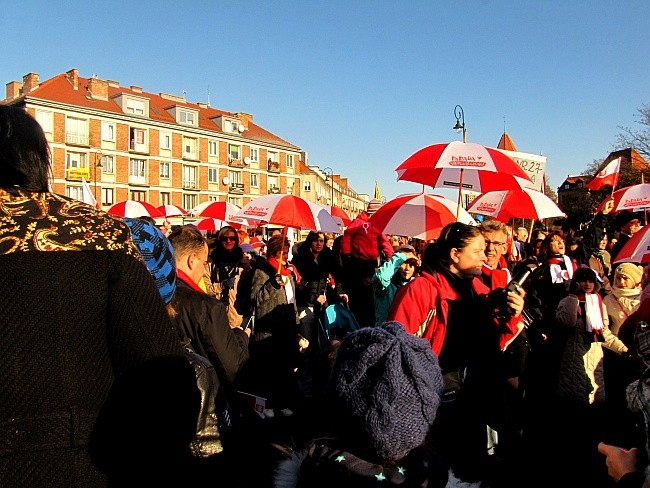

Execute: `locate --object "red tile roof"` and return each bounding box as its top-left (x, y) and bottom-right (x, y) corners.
top-left (496, 132), bottom-right (517, 151)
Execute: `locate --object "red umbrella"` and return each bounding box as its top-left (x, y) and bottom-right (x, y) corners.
top-left (157, 204), bottom-right (187, 218)
top-left (466, 188), bottom-right (565, 223)
top-left (191, 201), bottom-right (242, 221)
top-left (396, 141), bottom-right (532, 192)
top-left (194, 218), bottom-right (228, 233)
top-left (234, 194), bottom-right (339, 233)
top-left (107, 200), bottom-right (163, 219)
top-left (368, 193), bottom-right (476, 241)
top-left (613, 225), bottom-right (650, 264)
top-left (594, 184), bottom-right (650, 213)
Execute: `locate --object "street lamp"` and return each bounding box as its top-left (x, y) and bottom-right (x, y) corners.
top-left (94, 150), bottom-right (103, 204)
top-left (453, 105), bottom-right (467, 143)
top-left (323, 167), bottom-right (334, 206)
top-left (452, 105), bottom-right (467, 217)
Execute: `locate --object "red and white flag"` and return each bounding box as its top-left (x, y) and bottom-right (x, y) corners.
top-left (81, 177), bottom-right (98, 208)
top-left (586, 157), bottom-right (621, 191)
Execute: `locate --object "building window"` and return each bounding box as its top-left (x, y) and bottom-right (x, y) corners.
top-left (268, 151), bottom-right (278, 163)
top-left (101, 122), bottom-right (115, 142)
top-left (250, 173), bottom-right (259, 188)
top-left (183, 194), bottom-right (198, 211)
top-left (160, 132), bottom-right (172, 150)
top-left (228, 144), bottom-right (240, 161)
top-left (129, 158), bottom-right (146, 178)
top-left (131, 190), bottom-right (146, 201)
top-left (249, 147), bottom-right (259, 163)
top-left (35, 110), bottom-right (53, 138)
top-left (66, 151), bottom-right (86, 169)
top-left (208, 167), bottom-right (218, 184)
top-left (228, 170), bottom-right (242, 185)
top-left (208, 140), bottom-right (218, 157)
top-left (179, 110), bottom-right (196, 126)
top-left (66, 185), bottom-right (83, 201)
top-left (66, 116), bottom-right (88, 145)
top-left (130, 127), bottom-right (148, 152)
top-left (182, 165), bottom-right (198, 189)
top-left (101, 155), bottom-right (115, 174)
top-left (126, 99), bottom-right (146, 115)
top-left (208, 195), bottom-right (219, 203)
top-left (183, 136), bottom-right (198, 159)
top-left (304, 181), bottom-right (312, 192)
top-left (228, 120), bottom-right (241, 133)
top-left (160, 192), bottom-right (171, 206)
top-left (228, 196), bottom-right (242, 207)
top-left (160, 161), bottom-right (170, 179)
top-left (102, 187), bottom-right (114, 206)
top-left (564, 184), bottom-right (570, 190)
top-left (287, 154), bottom-right (294, 168)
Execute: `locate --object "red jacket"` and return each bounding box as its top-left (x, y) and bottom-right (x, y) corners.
top-left (387, 269), bottom-right (524, 355)
top-left (340, 213), bottom-right (393, 261)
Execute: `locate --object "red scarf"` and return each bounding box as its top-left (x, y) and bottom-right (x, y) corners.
top-left (268, 257), bottom-right (293, 277)
top-left (177, 269), bottom-right (203, 292)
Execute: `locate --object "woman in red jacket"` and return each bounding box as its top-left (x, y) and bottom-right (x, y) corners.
top-left (387, 222), bottom-right (525, 485)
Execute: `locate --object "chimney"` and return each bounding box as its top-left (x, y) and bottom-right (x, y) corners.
top-left (5, 81), bottom-right (22, 100)
top-left (66, 68), bottom-right (79, 90)
top-left (131, 85), bottom-right (142, 93)
top-left (88, 76), bottom-right (109, 100)
top-left (235, 112), bottom-right (253, 128)
top-left (22, 73), bottom-right (39, 93)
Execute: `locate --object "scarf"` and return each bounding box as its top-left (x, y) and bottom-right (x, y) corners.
top-left (547, 255), bottom-right (574, 284)
top-left (268, 257), bottom-right (292, 276)
top-left (577, 291), bottom-right (605, 333)
top-left (177, 269), bottom-right (204, 292)
top-left (268, 257), bottom-right (295, 303)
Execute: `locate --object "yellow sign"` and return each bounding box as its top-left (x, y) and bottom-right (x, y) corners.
top-left (67, 168), bottom-right (90, 180)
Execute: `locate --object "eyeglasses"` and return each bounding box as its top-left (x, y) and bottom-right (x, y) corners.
top-left (484, 240), bottom-right (506, 247)
top-left (221, 236), bottom-right (236, 242)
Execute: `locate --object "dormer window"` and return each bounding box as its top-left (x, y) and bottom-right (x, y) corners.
top-left (179, 110), bottom-right (196, 126)
top-left (126, 99), bottom-right (146, 115)
top-left (112, 93), bottom-right (149, 117)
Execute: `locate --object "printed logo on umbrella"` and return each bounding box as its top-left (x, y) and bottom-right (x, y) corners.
top-left (475, 202), bottom-right (499, 213)
top-left (449, 155), bottom-right (487, 167)
top-left (622, 197), bottom-right (650, 207)
top-left (242, 205), bottom-right (269, 217)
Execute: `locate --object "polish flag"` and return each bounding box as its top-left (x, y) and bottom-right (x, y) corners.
top-left (81, 177), bottom-right (98, 208)
top-left (586, 157), bottom-right (621, 191)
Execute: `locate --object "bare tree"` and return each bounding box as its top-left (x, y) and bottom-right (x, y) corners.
top-left (615, 102), bottom-right (650, 159)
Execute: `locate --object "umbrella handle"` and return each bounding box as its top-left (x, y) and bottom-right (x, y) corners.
top-left (276, 225), bottom-right (289, 277)
top-left (456, 168), bottom-right (465, 219)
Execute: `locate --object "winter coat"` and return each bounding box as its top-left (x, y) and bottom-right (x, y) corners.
top-left (173, 279), bottom-right (250, 389)
top-left (291, 246), bottom-right (344, 307)
top-left (340, 214), bottom-right (394, 262)
top-left (555, 294), bottom-right (628, 404)
top-left (603, 286), bottom-right (641, 336)
top-left (0, 191), bottom-right (189, 487)
top-left (372, 251), bottom-right (413, 326)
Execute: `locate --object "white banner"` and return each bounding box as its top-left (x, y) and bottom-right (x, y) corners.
top-left (496, 149), bottom-right (547, 192)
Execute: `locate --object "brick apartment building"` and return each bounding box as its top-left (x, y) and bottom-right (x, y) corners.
top-left (2, 68), bottom-right (368, 217)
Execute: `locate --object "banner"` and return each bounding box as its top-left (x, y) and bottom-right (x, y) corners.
top-left (496, 149), bottom-right (547, 192)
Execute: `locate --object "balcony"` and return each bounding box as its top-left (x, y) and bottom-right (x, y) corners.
top-left (65, 132), bottom-right (89, 146)
top-left (130, 139), bottom-right (148, 154)
top-left (228, 157), bottom-right (244, 167)
top-left (268, 186), bottom-right (281, 194)
top-left (229, 183), bottom-right (244, 194)
top-left (267, 159), bottom-right (280, 173)
top-left (182, 179), bottom-right (199, 190)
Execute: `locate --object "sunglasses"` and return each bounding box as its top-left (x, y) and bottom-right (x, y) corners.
top-left (221, 236), bottom-right (236, 242)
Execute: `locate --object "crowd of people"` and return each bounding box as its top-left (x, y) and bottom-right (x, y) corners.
top-left (4, 103), bottom-right (650, 487)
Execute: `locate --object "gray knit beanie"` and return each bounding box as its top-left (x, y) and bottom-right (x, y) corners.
top-left (329, 321), bottom-right (443, 461)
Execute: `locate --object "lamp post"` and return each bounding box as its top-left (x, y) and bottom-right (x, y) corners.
top-left (452, 105), bottom-right (467, 217)
top-left (94, 150), bottom-right (103, 204)
top-left (323, 167), bottom-right (334, 206)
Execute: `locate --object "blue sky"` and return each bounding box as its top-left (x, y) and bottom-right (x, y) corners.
top-left (3, 1), bottom-right (648, 201)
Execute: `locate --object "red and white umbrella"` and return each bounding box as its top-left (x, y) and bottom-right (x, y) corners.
top-left (613, 225), bottom-right (650, 264)
top-left (395, 141), bottom-right (533, 194)
top-left (595, 184), bottom-right (650, 213)
top-left (234, 194), bottom-right (339, 233)
top-left (191, 201), bottom-right (241, 221)
top-left (368, 193), bottom-right (476, 241)
top-left (107, 200), bottom-right (163, 219)
top-left (194, 218), bottom-right (228, 233)
top-left (324, 205), bottom-right (352, 227)
top-left (157, 204), bottom-right (187, 218)
top-left (466, 188), bottom-right (566, 223)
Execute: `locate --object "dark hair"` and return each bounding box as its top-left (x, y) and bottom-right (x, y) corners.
top-left (0, 104), bottom-right (52, 194)
top-left (217, 226), bottom-right (239, 245)
top-left (423, 222), bottom-right (482, 271)
top-left (168, 225), bottom-right (207, 258)
top-left (569, 266), bottom-right (601, 294)
top-left (304, 231), bottom-right (325, 249)
top-left (266, 234), bottom-right (290, 258)
top-left (539, 231), bottom-right (564, 260)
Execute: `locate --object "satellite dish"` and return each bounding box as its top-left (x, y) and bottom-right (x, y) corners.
top-left (237, 124), bottom-right (245, 133)
top-left (243, 157), bottom-right (251, 165)
top-left (222, 176), bottom-right (230, 185)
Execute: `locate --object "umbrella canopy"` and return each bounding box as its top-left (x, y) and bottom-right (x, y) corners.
top-left (194, 218), bottom-right (228, 233)
top-left (157, 204), bottom-right (187, 218)
top-left (613, 225), bottom-right (650, 264)
top-left (595, 184), bottom-right (650, 213)
top-left (324, 205), bottom-right (352, 227)
top-left (395, 141), bottom-right (533, 193)
top-left (466, 188), bottom-right (566, 223)
top-left (368, 193), bottom-right (476, 241)
top-left (234, 194), bottom-right (340, 233)
top-left (191, 201), bottom-right (242, 220)
top-left (107, 200), bottom-right (163, 219)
